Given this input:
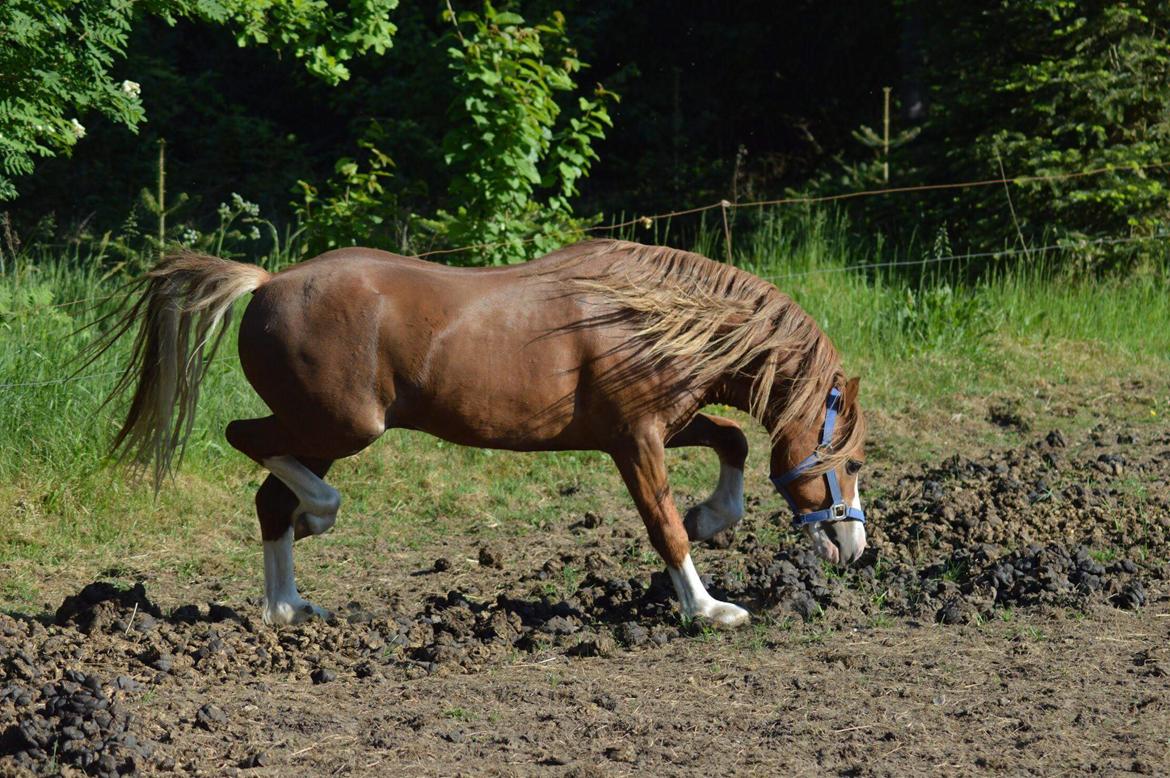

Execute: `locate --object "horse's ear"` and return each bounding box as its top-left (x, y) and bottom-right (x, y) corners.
top-left (844, 375), bottom-right (861, 406)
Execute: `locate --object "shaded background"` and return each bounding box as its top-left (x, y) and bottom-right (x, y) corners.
top-left (12, 1), bottom-right (903, 235)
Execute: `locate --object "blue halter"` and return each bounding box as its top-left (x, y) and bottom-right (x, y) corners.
top-left (770, 388), bottom-right (866, 527)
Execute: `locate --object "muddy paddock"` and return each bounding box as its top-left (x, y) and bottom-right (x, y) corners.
top-left (3, 419), bottom-right (1170, 775)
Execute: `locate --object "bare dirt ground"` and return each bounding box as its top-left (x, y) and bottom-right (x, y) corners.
top-left (3, 396), bottom-right (1170, 775)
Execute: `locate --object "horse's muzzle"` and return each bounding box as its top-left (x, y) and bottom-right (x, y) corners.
top-left (827, 520), bottom-right (867, 565)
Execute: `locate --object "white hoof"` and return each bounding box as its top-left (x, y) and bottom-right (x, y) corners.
top-left (263, 598), bottom-right (332, 626)
top-left (684, 464), bottom-right (744, 541)
top-left (295, 484), bottom-right (340, 537)
top-left (262, 527), bottom-right (331, 627)
top-left (693, 600), bottom-right (751, 628)
top-left (263, 456), bottom-right (341, 538)
top-left (669, 554), bottom-right (751, 629)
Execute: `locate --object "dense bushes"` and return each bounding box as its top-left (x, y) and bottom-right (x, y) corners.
top-left (3, 2), bottom-right (1169, 269)
top-left (822, 1), bottom-right (1170, 266)
top-left (0, 0), bottom-right (398, 201)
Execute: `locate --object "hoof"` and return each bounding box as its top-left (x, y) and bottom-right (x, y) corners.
top-left (293, 487), bottom-right (341, 538)
top-left (693, 600), bottom-right (751, 629)
top-left (263, 599), bottom-right (332, 626)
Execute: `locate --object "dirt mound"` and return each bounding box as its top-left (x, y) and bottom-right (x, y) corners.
top-left (1, 670), bottom-right (160, 777)
top-left (54, 581), bottom-right (164, 636)
top-left (868, 424), bottom-right (1170, 561)
top-left (2, 422), bottom-right (1168, 774)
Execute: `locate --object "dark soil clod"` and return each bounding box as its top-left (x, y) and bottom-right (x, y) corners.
top-left (310, 667), bottom-right (337, 685)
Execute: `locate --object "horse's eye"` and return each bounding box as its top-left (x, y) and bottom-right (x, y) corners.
top-left (845, 459), bottom-right (863, 475)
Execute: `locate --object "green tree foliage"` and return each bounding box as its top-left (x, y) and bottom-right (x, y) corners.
top-left (0, 0), bottom-right (397, 201)
top-left (422, 3), bottom-right (615, 264)
top-left (900, 1), bottom-right (1170, 261)
top-left (10, 2), bottom-right (1168, 274)
top-left (293, 121), bottom-right (404, 254)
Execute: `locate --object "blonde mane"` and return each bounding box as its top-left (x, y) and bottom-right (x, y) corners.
top-left (565, 240), bottom-right (865, 471)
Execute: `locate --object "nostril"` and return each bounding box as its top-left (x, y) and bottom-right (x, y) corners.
top-left (825, 522), bottom-right (867, 566)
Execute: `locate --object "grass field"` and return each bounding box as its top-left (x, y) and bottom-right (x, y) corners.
top-left (2, 214), bottom-right (1169, 608)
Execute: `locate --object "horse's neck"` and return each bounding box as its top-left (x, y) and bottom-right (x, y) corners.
top-left (707, 372), bottom-right (779, 421)
top-left (706, 369), bottom-right (809, 443)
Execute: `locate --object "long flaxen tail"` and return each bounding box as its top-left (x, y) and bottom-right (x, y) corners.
top-left (94, 251), bottom-right (271, 491)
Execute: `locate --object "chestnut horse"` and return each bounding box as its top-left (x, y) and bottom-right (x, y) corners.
top-left (99, 239), bottom-right (867, 628)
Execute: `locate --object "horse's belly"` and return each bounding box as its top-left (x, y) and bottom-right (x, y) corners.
top-left (389, 300), bottom-right (601, 450)
top-left (402, 347), bottom-right (590, 449)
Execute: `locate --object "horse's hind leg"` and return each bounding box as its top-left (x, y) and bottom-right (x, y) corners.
top-left (613, 432), bottom-right (749, 628)
top-left (225, 416), bottom-right (340, 625)
top-left (667, 413), bottom-right (748, 541)
top-left (263, 456), bottom-right (341, 539)
top-left (226, 416), bottom-right (342, 539)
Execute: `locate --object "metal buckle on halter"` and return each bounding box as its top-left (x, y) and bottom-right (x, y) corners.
top-left (814, 443), bottom-right (835, 461)
top-left (830, 503), bottom-right (847, 521)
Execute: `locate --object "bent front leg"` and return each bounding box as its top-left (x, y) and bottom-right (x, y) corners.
top-left (613, 434), bottom-right (749, 628)
top-left (667, 413), bottom-right (748, 541)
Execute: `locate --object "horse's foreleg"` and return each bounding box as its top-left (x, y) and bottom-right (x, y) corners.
top-left (613, 434), bottom-right (750, 628)
top-left (226, 416), bottom-right (338, 625)
top-left (667, 413), bottom-right (748, 541)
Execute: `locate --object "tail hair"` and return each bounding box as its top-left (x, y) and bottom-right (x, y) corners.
top-left (90, 251), bottom-right (271, 491)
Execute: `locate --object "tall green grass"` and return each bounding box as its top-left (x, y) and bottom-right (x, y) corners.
top-left (3, 210), bottom-right (1169, 479)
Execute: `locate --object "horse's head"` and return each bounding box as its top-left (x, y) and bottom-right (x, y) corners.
top-left (768, 377), bottom-right (867, 565)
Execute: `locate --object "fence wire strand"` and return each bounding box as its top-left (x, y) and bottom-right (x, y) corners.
top-left (583, 160), bottom-right (1170, 238)
top-left (21, 158), bottom-right (1169, 303)
top-left (760, 232), bottom-right (1168, 282)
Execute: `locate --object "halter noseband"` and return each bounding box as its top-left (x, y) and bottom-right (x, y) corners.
top-left (770, 388), bottom-right (866, 527)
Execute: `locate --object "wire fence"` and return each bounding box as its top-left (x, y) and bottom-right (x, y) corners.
top-left (413, 158), bottom-right (1170, 259)
top-left (760, 232), bottom-right (1168, 282)
top-left (3, 160), bottom-right (1167, 390)
top-left (10, 157), bottom-right (1166, 311)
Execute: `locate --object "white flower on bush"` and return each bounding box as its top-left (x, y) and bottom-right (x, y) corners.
top-left (69, 119), bottom-right (86, 139)
top-left (230, 193), bottom-right (261, 217)
top-left (181, 228), bottom-right (200, 245)
top-left (121, 80), bottom-right (141, 98)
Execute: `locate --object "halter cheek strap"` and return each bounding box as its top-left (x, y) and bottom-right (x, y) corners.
top-left (769, 388), bottom-right (866, 527)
